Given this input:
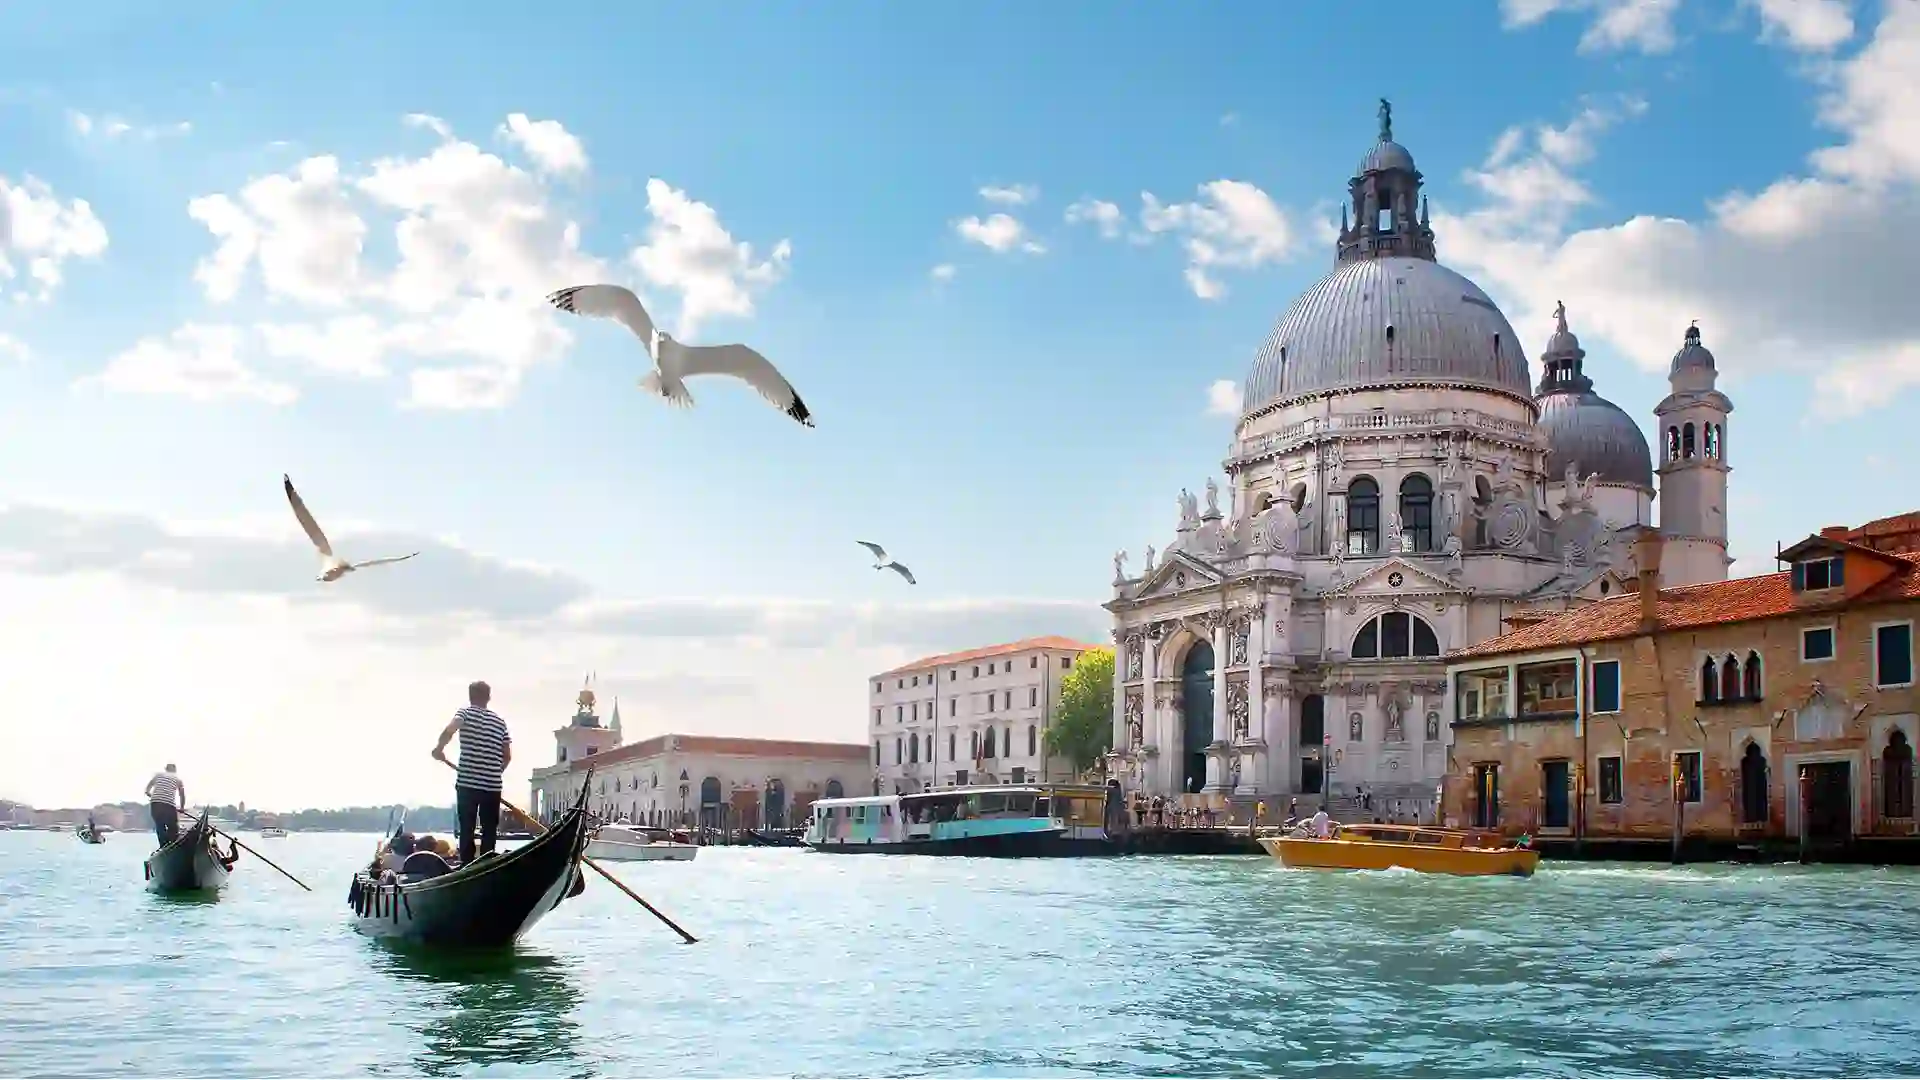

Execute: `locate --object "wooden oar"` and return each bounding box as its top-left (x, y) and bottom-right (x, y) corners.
top-left (437, 761), bottom-right (697, 944)
top-left (176, 808), bottom-right (313, 892)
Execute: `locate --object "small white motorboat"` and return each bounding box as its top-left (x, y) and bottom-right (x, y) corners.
top-left (585, 823), bottom-right (698, 862)
top-left (258, 826), bottom-right (288, 838)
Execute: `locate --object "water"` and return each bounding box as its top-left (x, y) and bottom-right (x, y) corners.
top-left (2, 831), bottom-right (1917, 1078)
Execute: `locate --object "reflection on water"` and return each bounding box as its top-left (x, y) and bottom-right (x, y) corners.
top-left (368, 946), bottom-right (584, 1076)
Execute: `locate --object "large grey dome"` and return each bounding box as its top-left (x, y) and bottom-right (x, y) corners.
top-left (1534, 303), bottom-right (1653, 489)
top-left (1239, 256), bottom-right (1535, 414)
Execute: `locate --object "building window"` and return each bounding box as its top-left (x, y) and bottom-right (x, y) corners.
top-left (1675, 751), bottom-right (1703, 804)
top-left (1682, 422), bottom-right (1696, 459)
top-left (894, 738), bottom-right (902, 765)
top-left (925, 733), bottom-right (933, 761)
top-left (1346, 477), bottom-right (1381, 556)
top-left (909, 736), bottom-right (919, 764)
top-left (1792, 556), bottom-right (1844, 592)
top-left (1665, 426), bottom-right (1678, 462)
top-left (873, 741), bottom-right (880, 765)
top-left (1699, 657), bottom-right (1719, 704)
top-left (1518, 660), bottom-right (1578, 717)
top-left (972, 665), bottom-right (980, 678)
top-left (970, 730), bottom-right (979, 758)
top-left (911, 703), bottom-right (919, 721)
top-left (949, 670), bottom-right (956, 681)
top-left (1884, 731), bottom-right (1915, 819)
top-left (1062, 657), bottom-right (1072, 669)
top-left (1597, 756), bottom-right (1623, 804)
top-left (897, 679), bottom-right (904, 690)
top-left (896, 705), bottom-right (904, 722)
top-left (1350, 611), bottom-right (1440, 659)
top-left (1031, 656), bottom-right (1038, 669)
top-left (1003, 691), bottom-right (1012, 709)
top-left (988, 663), bottom-right (996, 675)
top-left (1876, 622), bottom-right (1914, 688)
top-left (1739, 742), bottom-right (1768, 824)
top-left (1801, 626), bottom-right (1836, 662)
top-left (1011, 766), bottom-right (1026, 784)
top-left (949, 731), bottom-right (956, 760)
top-left (873, 708), bottom-right (880, 724)
top-left (1590, 660), bottom-right (1622, 714)
top-left (986, 694), bottom-right (995, 714)
top-left (949, 699), bottom-right (956, 717)
top-left (1398, 474), bottom-right (1434, 553)
top-left (1455, 667), bottom-right (1509, 721)
top-left (1720, 656), bottom-right (1741, 701)
top-left (1028, 724), bottom-right (1037, 756)
top-left (1742, 652), bottom-right (1763, 700)
top-left (984, 729), bottom-right (996, 759)
top-left (1030, 688), bottom-right (1038, 707)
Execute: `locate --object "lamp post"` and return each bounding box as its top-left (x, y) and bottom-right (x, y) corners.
top-left (678, 774), bottom-right (689, 829)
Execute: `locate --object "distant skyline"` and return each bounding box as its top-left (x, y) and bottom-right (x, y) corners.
top-left (3, 0), bottom-right (1916, 807)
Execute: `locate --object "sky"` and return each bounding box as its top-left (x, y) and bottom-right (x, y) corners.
top-left (2, 0), bottom-right (1915, 810)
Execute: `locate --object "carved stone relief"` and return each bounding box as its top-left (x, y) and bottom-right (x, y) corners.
top-left (1349, 710), bottom-right (1364, 740)
top-left (1226, 681), bottom-right (1250, 741)
top-left (1424, 710), bottom-right (1441, 741)
top-left (1124, 690), bottom-right (1144, 749)
top-left (1229, 616), bottom-right (1250, 667)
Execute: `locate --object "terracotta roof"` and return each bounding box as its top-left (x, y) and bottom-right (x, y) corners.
top-left (878, 635), bottom-right (1104, 677)
top-left (1449, 554), bottom-right (1920, 662)
top-left (568, 733), bottom-right (870, 773)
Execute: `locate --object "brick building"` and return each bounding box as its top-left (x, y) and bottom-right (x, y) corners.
top-left (1440, 514), bottom-right (1919, 854)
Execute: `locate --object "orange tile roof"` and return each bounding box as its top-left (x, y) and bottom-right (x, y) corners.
top-left (878, 635), bottom-right (1105, 677)
top-left (1449, 554), bottom-right (1920, 662)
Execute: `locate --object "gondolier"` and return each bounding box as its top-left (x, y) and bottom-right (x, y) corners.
top-left (431, 680), bottom-right (512, 865)
top-left (144, 764), bottom-right (185, 845)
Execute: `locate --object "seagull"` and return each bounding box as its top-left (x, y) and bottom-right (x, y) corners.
top-left (282, 474), bottom-right (420, 583)
top-left (546, 284), bottom-right (814, 428)
top-left (856, 540), bottom-right (916, 585)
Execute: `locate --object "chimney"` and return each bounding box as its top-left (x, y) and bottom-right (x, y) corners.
top-left (1631, 528), bottom-right (1664, 632)
top-left (1820, 525), bottom-right (1849, 540)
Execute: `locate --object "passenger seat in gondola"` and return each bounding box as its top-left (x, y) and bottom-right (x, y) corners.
top-left (399, 850), bottom-right (454, 881)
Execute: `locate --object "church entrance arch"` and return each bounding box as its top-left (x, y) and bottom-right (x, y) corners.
top-left (765, 779), bottom-right (787, 828)
top-left (1181, 640), bottom-right (1216, 794)
top-left (1299, 694), bottom-right (1325, 795)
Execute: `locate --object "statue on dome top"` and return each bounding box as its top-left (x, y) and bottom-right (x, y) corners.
top-left (1378, 98), bottom-right (1393, 142)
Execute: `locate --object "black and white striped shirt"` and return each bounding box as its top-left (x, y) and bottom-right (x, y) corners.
top-left (452, 707), bottom-right (511, 792)
top-left (146, 772), bottom-right (183, 807)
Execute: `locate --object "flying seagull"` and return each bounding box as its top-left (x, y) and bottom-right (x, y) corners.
top-left (856, 540), bottom-right (916, 585)
top-left (282, 474), bottom-right (420, 583)
top-left (546, 284), bottom-right (814, 428)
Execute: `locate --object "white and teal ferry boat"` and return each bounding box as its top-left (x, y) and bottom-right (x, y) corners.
top-left (803, 783), bottom-right (1119, 857)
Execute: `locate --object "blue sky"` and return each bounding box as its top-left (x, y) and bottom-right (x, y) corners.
top-left (2, 0), bottom-right (1914, 807)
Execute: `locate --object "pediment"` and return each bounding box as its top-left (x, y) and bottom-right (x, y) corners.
top-left (1134, 550), bottom-right (1225, 598)
top-left (1323, 558), bottom-right (1465, 599)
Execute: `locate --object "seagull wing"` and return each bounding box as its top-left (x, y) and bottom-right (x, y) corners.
top-left (349, 552), bottom-right (420, 570)
top-left (283, 474), bottom-right (333, 558)
top-left (886, 562), bottom-right (916, 585)
top-left (547, 284), bottom-right (658, 353)
top-left (856, 540), bottom-right (889, 562)
top-left (660, 339), bottom-right (814, 428)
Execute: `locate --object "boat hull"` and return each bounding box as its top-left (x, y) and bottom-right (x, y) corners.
top-left (145, 818), bottom-right (231, 893)
top-left (807, 831), bottom-right (1118, 857)
top-left (584, 838), bottom-right (698, 862)
top-left (1258, 836), bottom-right (1540, 877)
top-left (347, 803), bottom-right (590, 948)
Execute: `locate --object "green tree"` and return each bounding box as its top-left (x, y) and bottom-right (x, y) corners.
top-left (1045, 647), bottom-right (1115, 774)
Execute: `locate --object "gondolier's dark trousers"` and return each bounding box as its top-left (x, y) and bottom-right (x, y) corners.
top-left (455, 785), bottom-right (502, 865)
top-left (151, 801), bottom-right (179, 846)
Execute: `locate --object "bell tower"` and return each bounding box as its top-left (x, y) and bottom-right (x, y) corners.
top-left (1336, 98), bottom-right (1436, 264)
top-left (1654, 323), bottom-right (1733, 586)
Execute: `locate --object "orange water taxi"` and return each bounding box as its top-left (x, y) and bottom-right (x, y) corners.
top-left (1257, 822), bottom-right (1540, 877)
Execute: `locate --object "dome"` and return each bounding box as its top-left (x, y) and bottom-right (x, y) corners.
top-left (1357, 139), bottom-right (1417, 176)
top-left (1670, 323), bottom-right (1717, 375)
top-left (1538, 391), bottom-right (1654, 489)
top-left (1240, 257), bottom-right (1535, 414)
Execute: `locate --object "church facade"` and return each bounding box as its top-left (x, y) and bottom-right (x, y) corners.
top-left (1103, 102), bottom-right (1735, 817)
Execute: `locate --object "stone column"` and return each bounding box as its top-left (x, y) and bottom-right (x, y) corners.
top-left (1142, 631), bottom-right (1163, 793)
top-left (1248, 607), bottom-right (1266, 742)
top-left (1110, 627), bottom-right (1127, 751)
top-left (1211, 618), bottom-right (1228, 750)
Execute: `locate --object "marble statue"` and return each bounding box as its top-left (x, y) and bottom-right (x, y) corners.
top-left (1144, 544), bottom-right (1157, 573)
top-left (1204, 477), bottom-right (1220, 517)
top-left (1113, 549), bottom-right (1128, 584)
top-left (1385, 508), bottom-right (1405, 553)
top-left (1385, 698), bottom-right (1405, 741)
top-left (1425, 710), bottom-right (1441, 741)
top-left (1349, 711), bottom-right (1364, 740)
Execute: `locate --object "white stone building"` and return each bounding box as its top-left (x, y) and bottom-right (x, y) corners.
top-left (1104, 101), bottom-right (1735, 816)
top-left (528, 685), bottom-right (868, 828)
top-left (867, 635), bottom-right (1103, 793)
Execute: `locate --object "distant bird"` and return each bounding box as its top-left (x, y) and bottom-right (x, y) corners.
top-left (282, 474), bottom-right (419, 583)
top-left (546, 284), bottom-right (814, 428)
top-left (856, 541), bottom-right (916, 585)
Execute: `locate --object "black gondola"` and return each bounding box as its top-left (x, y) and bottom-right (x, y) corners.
top-left (144, 814), bottom-right (232, 892)
top-left (346, 784), bottom-right (592, 948)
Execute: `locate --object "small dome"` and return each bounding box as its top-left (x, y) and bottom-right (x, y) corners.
top-left (1357, 139), bottom-right (1417, 176)
top-left (1671, 323), bottom-right (1717, 375)
top-left (1240, 257), bottom-right (1533, 413)
top-left (1539, 392), bottom-right (1655, 490)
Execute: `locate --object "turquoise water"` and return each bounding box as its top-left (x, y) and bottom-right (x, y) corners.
top-left (2, 831), bottom-right (1917, 1077)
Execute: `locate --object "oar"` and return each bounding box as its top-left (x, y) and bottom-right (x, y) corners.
top-left (437, 761), bottom-right (697, 944)
top-left (176, 808), bottom-right (312, 892)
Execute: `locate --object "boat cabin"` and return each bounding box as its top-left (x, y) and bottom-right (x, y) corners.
top-left (803, 784), bottom-right (1112, 850)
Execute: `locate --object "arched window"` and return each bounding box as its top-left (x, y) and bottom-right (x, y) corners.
top-left (1884, 731), bottom-right (1914, 819)
top-left (1399, 474), bottom-right (1434, 553)
top-left (970, 730), bottom-right (980, 759)
top-left (1666, 426), bottom-right (1679, 462)
top-left (926, 734), bottom-right (933, 761)
top-left (1742, 651), bottom-right (1763, 701)
top-left (1028, 724), bottom-right (1037, 756)
top-left (895, 737), bottom-right (903, 764)
top-left (1740, 743), bottom-right (1768, 824)
top-left (1720, 656), bottom-right (1741, 701)
top-left (1699, 657), bottom-right (1719, 703)
top-left (909, 735), bottom-right (919, 763)
top-left (1289, 482), bottom-right (1308, 513)
top-left (1705, 424), bottom-right (1722, 460)
top-left (1346, 477), bottom-right (1381, 556)
top-left (1472, 476), bottom-right (1493, 548)
top-left (1350, 611), bottom-right (1441, 659)
top-left (949, 731), bottom-right (956, 761)
top-left (873, 741), bottom-right (881, 765)
top-left (1682, 422), bottom-right (1696, 459)
top-left (825, 778), bottom-right (844, 800)
top-left (984, 727), bottom-right (997, 759)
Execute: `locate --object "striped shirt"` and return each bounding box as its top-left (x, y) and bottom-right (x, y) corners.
top-left (146, 772), bottom-right (183, 807)
top-left (453, 707), bottom-right (511, 792)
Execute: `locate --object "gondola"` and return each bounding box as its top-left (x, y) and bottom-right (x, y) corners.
top-left (144, 814), bottom-right (234, 892)
top-left (76, 824), bottom-right (106, 844)
top-left (346, 784), bottom-right (592, 948)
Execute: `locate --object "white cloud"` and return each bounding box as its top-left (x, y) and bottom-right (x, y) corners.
top-left (1206, 379), bottom-right (1239, 417)
top-left (1499, 0), bottom-right (1682, 54)
top-left (955, 212), bottom-right (1046, 255)
top-left (498, 112), bottom-right (588, 176)
top-left (0, 173), bottom-right (109, 302)
top-left (1747, 0), bottom-right (1855, 52)
top-left (0, 503), bottom-right (1105, 808)
top-left (67, 111), bottom-right (192, 141)
top-left (978, 184), bottom-right (1038, 206)
top-left (187, 155), bottom-right (367, 306)
top-left (627, 177), bottom-right (793, 339)
top-left (1064, 198), bottom-right (1124, 239)
top-left (257, 314), bottom-right (392, 379)
top-left (81, 324), bottom-right (298, 405)
top-left (1138, 180), bottom-right (1295, 300)
top-left (930, 263), bottom-right (956, 282)
top-left (0, 333), bottom-right (28, 363)
top-left (1438, 3), bottom-right (1920, 419)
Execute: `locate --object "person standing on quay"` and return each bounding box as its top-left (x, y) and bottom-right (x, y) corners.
top-left (431, 680), bottom-right (512, 865)
top-left (144, 764), bottom-right (185, 845)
